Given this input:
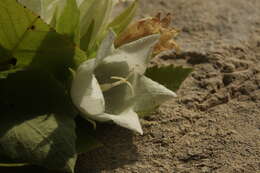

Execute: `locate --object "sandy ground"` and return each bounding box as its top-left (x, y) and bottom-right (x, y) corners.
top-left (2, 0), bottom-right (259, 173)
top-left (77, 0), bottom-right (260, 173)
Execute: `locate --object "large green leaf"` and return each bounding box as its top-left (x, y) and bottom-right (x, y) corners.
top-left (18, 0), bottom-right (66, 24)
top-left (55, 0), bottom-right (80, 44)
top-left (108, 0), bottom-right (138, 35)
top-left (0, 0), bottom-right (87, 82)
top-left (145, 65), bottom-right (193, 92)
top-left (18, 0), bottom-right (113, 53)
top-left (18, 0), bottom-right (80, 44)
top-left (0, 70), bottom-right (77, 172)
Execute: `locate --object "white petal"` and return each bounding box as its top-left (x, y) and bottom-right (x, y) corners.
top-left (71, 60), bottom-right (105, 116)
top-left (95, 54), bottom-right (131, 83)
top-left (96, 109), bottom-right (143, 134)
top-left (116, 34), bottom-right (160, 74)
top-left (94, 35), bottom-right (159, 83)
top-left (99, 72), bottom-right (137, 114)
top-left (134, 76), bottom-right (177, 112)
top-left (95, 30), bottom-right (116, 66)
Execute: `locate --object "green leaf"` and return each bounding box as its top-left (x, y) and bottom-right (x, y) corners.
top-left (0, 70), bottom-right (77, 172)
top-left (78, 0), bottom-right (95, 35)
top-left (80, 0), bottom-right (113, 52)
top-left (145, 65), bottom-right (193, 92)
top-left (0, 0), bottom-right (87, 82)
top-left (0, 163), bottom-right (29, 167)
top-left (18, 0), bottom-right (80, 43)
top-left (108, 0), bottom-right (138, 35)
top-left (55, 0), bottom-right (80, 44)
top-left (75, 117), bottom-right (103, 154)
top-left (18, 0), bottom-right (66, 24)
top-left (81, 20), bottom-right (95, 57)
top-left (0, 154), bottom-right (29, 167)
top-left (0, 45), bottom-right (16, 74)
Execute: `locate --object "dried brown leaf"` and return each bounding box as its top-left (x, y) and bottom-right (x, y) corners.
top-left (115, 13), bottom-right (180, 55)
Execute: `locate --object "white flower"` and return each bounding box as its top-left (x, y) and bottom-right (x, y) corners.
top-left (71, 31), bottom-right (177, 134)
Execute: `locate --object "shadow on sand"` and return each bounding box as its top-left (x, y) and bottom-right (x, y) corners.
top-left (76, 124), bottom-right (139, 173)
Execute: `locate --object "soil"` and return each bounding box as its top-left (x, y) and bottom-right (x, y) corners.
top-left (77, 0), bottom-right (260, 173)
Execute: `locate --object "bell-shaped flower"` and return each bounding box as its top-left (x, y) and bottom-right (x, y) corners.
top-left (71, 31), bottom-right (177, 134)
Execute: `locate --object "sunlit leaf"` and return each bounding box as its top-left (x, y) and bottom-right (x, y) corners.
top-left (56, 0), bottom-right (80, 44)
top-left (108, 0), bottom-right (138, 35)
top-left (0, 0), bottom-right (87, 82)
top-left (18, 0), bottom-right (66, 24)
top-left (80, 0), bottom-right (113, 53)
top-left (18, 0), bottom-right (80, 43)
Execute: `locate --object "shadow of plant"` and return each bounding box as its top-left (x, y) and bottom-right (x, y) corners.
top-left (76, 124), bottom-right (138, 173)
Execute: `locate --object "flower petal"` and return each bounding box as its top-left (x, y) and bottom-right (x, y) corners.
top-left (95, 30), bottom-right (116, 66)
top-left (95, 58), bottom-right (130, 84)
top-left (98, 72), bottom-right (138, 115)
top-left (71, 60), bottom-right (105, 116)
top-left (94, 34), bottom-right (159, 83)
top-left (116, 34), bottom-right (160, 74)
top-left (96, 108), bottom-right (143, 134)
top-left (134, 75), bottom-right (177, 112)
